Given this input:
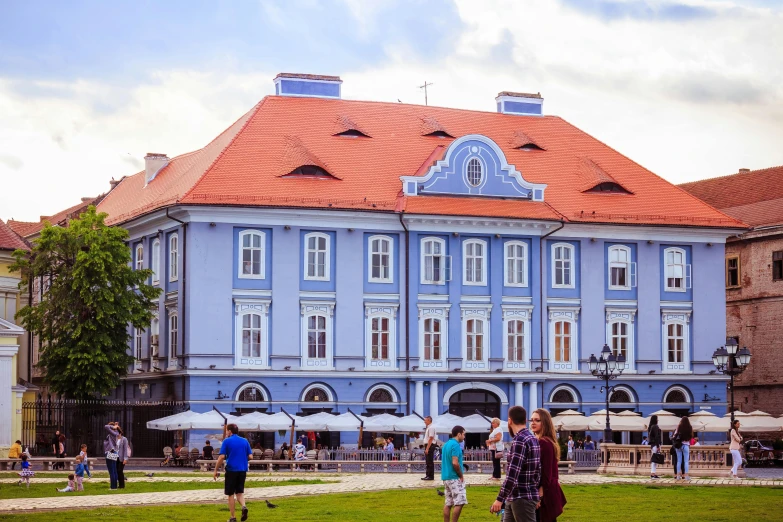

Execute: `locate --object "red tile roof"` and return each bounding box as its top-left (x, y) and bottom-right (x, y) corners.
top-left (679, 165), bottom-right (783, 227)
top-left (0, 219), bottom-right (28, 251)
top-left (7, 198), bottom-right (99, 238)
top-left (96, 96), bottom-right (745, 229)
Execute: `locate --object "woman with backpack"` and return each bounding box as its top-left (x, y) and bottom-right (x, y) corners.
top-left (648, 415), bottom-right (663, 479)
top-left (672, 416), bottom-right (693, 481)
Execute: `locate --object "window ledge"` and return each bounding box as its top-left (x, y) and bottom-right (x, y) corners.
top-left (608, 286), bottom-right (632, 291)
top-left (664, 287), bottom-right (687, 293)
top-left (504, 283), bottom-right (528, 288)
top-left (463, 281), bottom-right (487, 287)
top-left (238, 274), bottom-right (266, 280)
top-left (304, 276), bottom-right (330, 282)
top-left (369, 278), bottom-right (393, 284)
top-left (552, 284), bottom-right (575, 290)
top-left (233, 364), bottom-right (270, 370)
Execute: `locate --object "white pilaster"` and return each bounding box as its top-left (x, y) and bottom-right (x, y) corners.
top-left (414, 380), bottom-right (424, 417)
top-left (429, 381), bottom-right (440, 418)
top-left (514, 382), bottom-right (524, 408)
top-left (529, 381), bottom-right (539, 414)
top-left (0, 346), bottom-right (19, 448)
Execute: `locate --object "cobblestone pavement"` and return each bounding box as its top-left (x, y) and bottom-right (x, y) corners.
top-left (745, 467), bottom-right (783, 480)
top-left (1, 473), bottom-right (781, 513)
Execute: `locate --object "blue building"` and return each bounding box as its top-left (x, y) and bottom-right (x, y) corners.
top-left (98, 73), bottom-right (745, 446)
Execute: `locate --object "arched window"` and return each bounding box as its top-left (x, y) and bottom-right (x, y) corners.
top-left (665, 390), bottom-right (686, 403)
top-left (239, 230), bottom-right (265, 278)
top-left (610, 390), bottom-right (631, 403)
top-left (505, 241), bottom-right (527, 287)
top-left (169, 233), bottom-right (179, 282)
top-left (466, 319), bottom-right (484, 361)
top-left (135, 244), bottom-right (144, 271)
top-left (664, 247), bottom-right (687, 291)
top-left (237, 384), bottom-right (267, 402)
top-left (304, 232), bottom-right (330, 281)
top-left (551, 388), bottom-right (576, 403)
top-left (241, 313), bottom-right (262, 358)
top-left (463, 239), bottom-right (487, 285)
top-left (423, 318), bottom-right (442, 361)
top-left (304, 386), bottom-right (330, 402)
top-left (608, 245), bottom-right (632, 290)
top-left (553, 320), bottom-right (572, 362)
top-left (552, 243), bottom-right (574, 288)
top-left (369, 235), bottom-right (393, 283)
top-left (151, 239), bottom-right (160, 284)
top-left (421, 237), bottom-right (446, 284)
top-left (507, 320), bottom-right (525, 362)
top-left (369, 388), bottom-right (394, 403)
top-left (466, 157), bottom-right (483, 187)
top-left (168, 311), bottom-right (178, 360)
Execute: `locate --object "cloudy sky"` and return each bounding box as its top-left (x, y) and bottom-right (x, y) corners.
top-left (2, 0), bottom-right (782, 222)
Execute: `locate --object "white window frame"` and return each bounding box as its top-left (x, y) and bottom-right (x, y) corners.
top-left (365, 384), bottom-right (399, 403)
top-left (548, 307), bottom-right (580, 373)
top-left (663, 385), bottom-right (692, 404)
top-left (662, 310), bottom-right (691, 373)
top-left (417, 305), bottom-right (449, 370)
top-left (304, 232), bottom-right (331, 281)
top-left (462, 239), bottom-right (487, 286)
top-left (421, 237), bottom-right (447, 285)
top-left (549, 385), bottom-right (578, 405)
top-left (234, 299), bottom-right (271, 368)
top-left (167, 309), bottom-right (178, 368)
top-left (235, 383), bottom-right (269, 403)
top-left (502, 305), bottom-right (533, 370)
top-left (169, 233), bottom-right (179, 282)
top-left (364, 303), bottom-right (398, 370)
top-left (605, 308), bottom-right (636, 372)
top-left (504, 240), bottom-right (528, 287)
top-left (238, 230), bottom-right (266, 279)
top-left (664, 247), bottom-right (690, 292)
top-left (608, 245), bottom-right (634, 290)
top-left (134, 327), bottom-right (143, 371)
top-left (466, 156), bottom-right (484, 187)
top-left (135, 244), bottom-right (144, 271)
top-left (460, 304), bottom-right (491, 371)
top-left (300, 301), bottom-right (335, 369)
top-left (151, 239), bottom-right (160, 284)
top-left (368, 235), bottom-right (393, 284)
top-left (149, 315), bottom-right (160, 361)
top-left (609, 385), bottom-right (636, 404)
top-left (551, 242), bottom-right (575, 289)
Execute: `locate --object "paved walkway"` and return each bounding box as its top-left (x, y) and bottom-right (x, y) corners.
top-left (1, 473), bottom-right (781, 513)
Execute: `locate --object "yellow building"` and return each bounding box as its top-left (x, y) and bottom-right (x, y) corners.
top-left (0, 219), bottom-right (28, 457)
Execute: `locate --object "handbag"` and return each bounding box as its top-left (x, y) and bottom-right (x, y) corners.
top-left (651, 452), bottom-right (665, 464)
top-left (106, 450), bottom-right (119, 461)
top-left (672, 430), bottom-right (683, 449)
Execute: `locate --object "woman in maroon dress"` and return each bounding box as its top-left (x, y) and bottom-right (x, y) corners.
top-left (531, 409), bottom-right (567, 522)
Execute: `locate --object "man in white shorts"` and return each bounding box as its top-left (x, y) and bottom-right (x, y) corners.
top-left (441, 425), bottom-right (467, 522)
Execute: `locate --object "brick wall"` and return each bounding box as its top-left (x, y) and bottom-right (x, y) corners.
top-left (725, 235), bottom-right (783, 415)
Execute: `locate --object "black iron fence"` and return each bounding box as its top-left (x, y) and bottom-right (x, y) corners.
top-left (22, 397), bottom-right (187, 458)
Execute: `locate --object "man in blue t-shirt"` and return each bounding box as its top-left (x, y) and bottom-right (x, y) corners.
top-left (214, 424), bottom-right (253, 522)
top-left (440, 425), bottom-right (467, 522)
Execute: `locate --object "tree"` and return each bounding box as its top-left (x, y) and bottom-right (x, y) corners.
top-left (11, 206), bottom-right (161, 398)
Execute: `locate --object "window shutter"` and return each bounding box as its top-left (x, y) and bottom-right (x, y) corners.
top-left (630, 262), bottom-right (637, 288)
top-left (445, 255), bottom-right (452, 282)
top-left (685, 264), bottom-right (692, 289)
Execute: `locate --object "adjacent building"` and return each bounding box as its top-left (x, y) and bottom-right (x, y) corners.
top-left (681, 166), bottom-right (783, 416)
top-left (26, 73), bottom-right (748, 447)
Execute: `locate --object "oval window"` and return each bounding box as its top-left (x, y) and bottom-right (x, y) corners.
top-left (467, 158), bottom-right (483, 187)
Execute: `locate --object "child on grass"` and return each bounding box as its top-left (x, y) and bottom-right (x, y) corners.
top-left (57, 473), bottom-right (76, 493)
top-left (74, 455), bottom-right (86, 491)
top-left (17, 454), bottom-right (34, 487)
top-left (79, 443), bottom-right (92, 478)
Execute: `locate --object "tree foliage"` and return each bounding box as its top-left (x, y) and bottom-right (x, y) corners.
top-left (11, 206), bottom-right (161, 398)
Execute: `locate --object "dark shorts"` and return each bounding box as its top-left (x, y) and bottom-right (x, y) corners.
top-left (224, 471), bottom-right (247, 496)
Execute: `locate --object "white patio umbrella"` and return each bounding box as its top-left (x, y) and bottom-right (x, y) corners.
top-left (363, 413), bottom-right (401, 432)
top-left (553, 410), bottom-right (589, 431)
top-left (255, 412), bottom-right (300, 431)
top-left (325, 412), bottom-right (367, 432)
top-left (297, 412), bottom-right (336, 431)
top-left (705, 411), bottom-right (782, 432)
top-left (432, 413), bottom-right (467, 434)
top-left (686, 411), bottom-right (717, 432)
top-left (188, 410), bottom-right (240, 430)
top-left (146, 410), bottom-right (201, 431)
top-left (235, 411), bottom-right (270, 431)
top-left (642, 410), bottom-right (680, 431)
top-left (393, 415), bottom-right (426, 433)
top-left (459, 414), bottom-right (498, 433)
top-left (588, 411), bottom-right (644, 432)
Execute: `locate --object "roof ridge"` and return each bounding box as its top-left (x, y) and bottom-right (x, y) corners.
top-left (679, 164), bottom-right (783, 187)
top-left (180, 99), bottom-right (267, 203)
top-left (553, 116), bottom-right (746, 228)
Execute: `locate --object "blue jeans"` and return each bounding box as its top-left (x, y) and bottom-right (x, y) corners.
top-left (106, 456), bottom-right (119, 489)
top-left (675, 443), bottom-right (690, 475)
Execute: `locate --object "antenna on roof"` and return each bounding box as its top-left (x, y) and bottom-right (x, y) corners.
top-left (419, 81), bottom-right (433, 106)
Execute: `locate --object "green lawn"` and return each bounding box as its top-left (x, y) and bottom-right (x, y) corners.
top-left (1, 485), bottom-right (782, 521)
top-left (0, 478), bottom-right (326, 500)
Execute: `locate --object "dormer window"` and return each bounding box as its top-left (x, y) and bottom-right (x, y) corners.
top-left (587, 182), bottom-right (631, 194)
top-left (424, 130), bottom-right (454, 139)
top-left (518, 143), bottom-right (545, 151)
top-left (466, 158), bottom-right (483, 187)
top-left (286, 165), bottom-right (334, 178)
top-left (334, 129), bottom-right (370, 138)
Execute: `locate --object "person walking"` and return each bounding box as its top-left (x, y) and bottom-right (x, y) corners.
top-left (648, 415), bottom-right (663, 479)
top-left (422, 415), bottom-right (437, 481)
top-left (17, 454), bottom-right (34, 487)
top-left (729, 419), bottom-right (743, 479)
top-left (486, 417), bottom-right (504, 481)
top-left (9, 440), bottom-right (22, 470)
top-left (441, 425), bottom-right (467, 522)
top-left (490, 406), bottom-right (541, 522)
top-left (566, 436), bottom-right (574, 461)
top-left (673, 416), bottom-right (693, 481)
top-left (530, 409), bottom-right (567, 522)
top-left (214, 423), bottom-right (252, 522)
top-left (116, 428), bottom-right (131, 489)
top-left (103, 422), bottom-right (121, 490)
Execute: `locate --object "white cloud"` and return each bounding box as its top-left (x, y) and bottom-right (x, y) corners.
top-left (2, 0), bottom-right (783, 222)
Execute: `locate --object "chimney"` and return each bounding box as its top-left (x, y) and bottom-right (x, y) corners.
top-left (495, 91), bottom-right (544, 116)
top-left (81, 197), bottom-right (93, 203)
top-left (274, 73), bottom-right (342, 99)
top-left (145, 153), bottom-right (169, 186)
top-left (738, 168), bottom-right (751, 174)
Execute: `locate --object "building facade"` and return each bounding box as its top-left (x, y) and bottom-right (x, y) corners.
top-left (88, 73), bottom-right (744, 446)
top-left (681, 166), bottom-right (783, 416)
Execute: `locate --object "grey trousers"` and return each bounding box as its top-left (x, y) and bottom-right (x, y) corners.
top-left (503, 498), bottom-right (538, 522)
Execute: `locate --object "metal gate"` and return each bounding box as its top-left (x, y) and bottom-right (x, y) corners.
top-left (22, 397), bottom-right (187, 458)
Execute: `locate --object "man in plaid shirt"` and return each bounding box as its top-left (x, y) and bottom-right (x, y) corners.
top-left (490, 406), bottom-right (541, 521)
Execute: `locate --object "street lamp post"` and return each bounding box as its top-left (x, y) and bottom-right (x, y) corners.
top-left (588, 344), bottom-right (625, 443)
top-left (712, 338), bottom-right (752, 424)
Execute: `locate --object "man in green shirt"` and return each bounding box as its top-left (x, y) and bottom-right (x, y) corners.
top-left (440, 425), bottom-right (467, 522)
